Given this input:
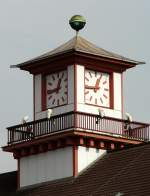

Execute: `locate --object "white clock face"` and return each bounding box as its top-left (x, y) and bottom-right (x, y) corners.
top-left (46, 70), bottom-right (67, 108)
top-left (85, 69), bottom-right (110, 107)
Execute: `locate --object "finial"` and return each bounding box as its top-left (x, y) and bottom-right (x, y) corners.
top-left (69, 15), bottom-right (86, 36)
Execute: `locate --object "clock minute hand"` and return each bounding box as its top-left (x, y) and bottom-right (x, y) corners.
top-left (56, 79), bottom-right (61, 89)
top-left (94, 78), bottom-right (101, 92)
top-left (56, 79), bottom-right (62, 94)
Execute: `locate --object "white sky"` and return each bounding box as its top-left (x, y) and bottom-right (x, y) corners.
top-left (0, 0), bottom-right (150, 173)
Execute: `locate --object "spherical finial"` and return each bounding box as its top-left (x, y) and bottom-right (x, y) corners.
top-left (69, 15), bottom-right (86, 33)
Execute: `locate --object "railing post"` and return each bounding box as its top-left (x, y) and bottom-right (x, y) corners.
top-left (7, 129), bottom-right (10, 145)
top-left (74, 111), bottom-right (77, 129)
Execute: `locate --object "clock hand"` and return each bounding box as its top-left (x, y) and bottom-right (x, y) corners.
top-left (56, 79), bottom-right (62, 94)
top-left (47, 88), bottom-right (57, 94)
top-left (47, 78), bottom-right (62, 95)
top-left (56, 79), bottom-right (61, 89)
top-left (94, 77), bottom-right (101, 92)
top-left (85, 85), bottom-right (99, 89)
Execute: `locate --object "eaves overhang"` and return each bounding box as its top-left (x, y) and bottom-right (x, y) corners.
top-left (10, 49), bottom-right (145, 75)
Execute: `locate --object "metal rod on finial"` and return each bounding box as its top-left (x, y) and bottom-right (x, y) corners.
top-left (76, 30), bottom-right (79, 38)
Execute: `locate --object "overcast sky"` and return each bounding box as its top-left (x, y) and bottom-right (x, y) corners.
top-left (0, 0), bottom-right (149, 173)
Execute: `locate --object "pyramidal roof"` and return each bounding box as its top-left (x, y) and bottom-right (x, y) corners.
top-left (12, 36), bottom-right (144, 68)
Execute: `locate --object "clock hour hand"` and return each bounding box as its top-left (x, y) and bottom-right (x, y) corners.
top-left (85, 85), bottom-right (99, 90)
top-left (47, 88), bottom-right (57, 94)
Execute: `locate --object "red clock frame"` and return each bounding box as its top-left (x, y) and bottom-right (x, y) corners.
top-left (84, 67), bottom-right (114, 109)
top-left (41, 69), bottom-right (68, 111)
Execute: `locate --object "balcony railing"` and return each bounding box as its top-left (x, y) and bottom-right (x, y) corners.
top-left (7, 111), bottom-right (150, 145)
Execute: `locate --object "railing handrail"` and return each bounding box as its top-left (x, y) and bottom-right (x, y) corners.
top-left (6, 111), bottom-right (150, 145)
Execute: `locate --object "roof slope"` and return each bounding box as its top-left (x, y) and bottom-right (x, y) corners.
top-left (13, 36), bottom-right (143, 68)
top-left (15, 143), bottom-right (150, 196)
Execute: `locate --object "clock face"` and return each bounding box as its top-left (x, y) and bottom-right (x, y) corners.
top-left (85, 69), bottom-right (110, 107)
top-left (46, 70), bottom-right (67, 108)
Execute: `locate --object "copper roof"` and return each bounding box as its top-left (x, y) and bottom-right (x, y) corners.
top-left (4, 143), bottom-right (150, 196)
top-left (11, 36), bottom-right (144, 68)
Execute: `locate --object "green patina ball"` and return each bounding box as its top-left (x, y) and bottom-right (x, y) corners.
top-left (69, 15), bottom-right (86, 31)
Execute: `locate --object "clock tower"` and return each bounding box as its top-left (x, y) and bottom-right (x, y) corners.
top-left (33, 33), bottom-right (141, 120)
top-left (3, 16), bottom-right (149, 189)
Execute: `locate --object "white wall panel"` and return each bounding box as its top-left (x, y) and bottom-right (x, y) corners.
top-left (37, 153), bottom-right (46, 183)
top-left (77, 103), bottom-right (122, 118)
top-left (34, 74), bottom-right (42, 114)
top-left (68, 65), bottom-right (74, 104)
top-left (28, 155), bottom-right (36, 185)
top-left (20, 147), bottom-right (73, 187)
top-left (114, 73), bottom-right (122, 112)
top-left (35, 104), bottom-right (74, 120)
top-left (76, 65), bottom-right (84, 104)
top-left (20, 157), bottom-right (27, 187)
top-left (78, 146), bottom-right (106, 173)
top-left (46, 150), bottom-right (55, 180)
